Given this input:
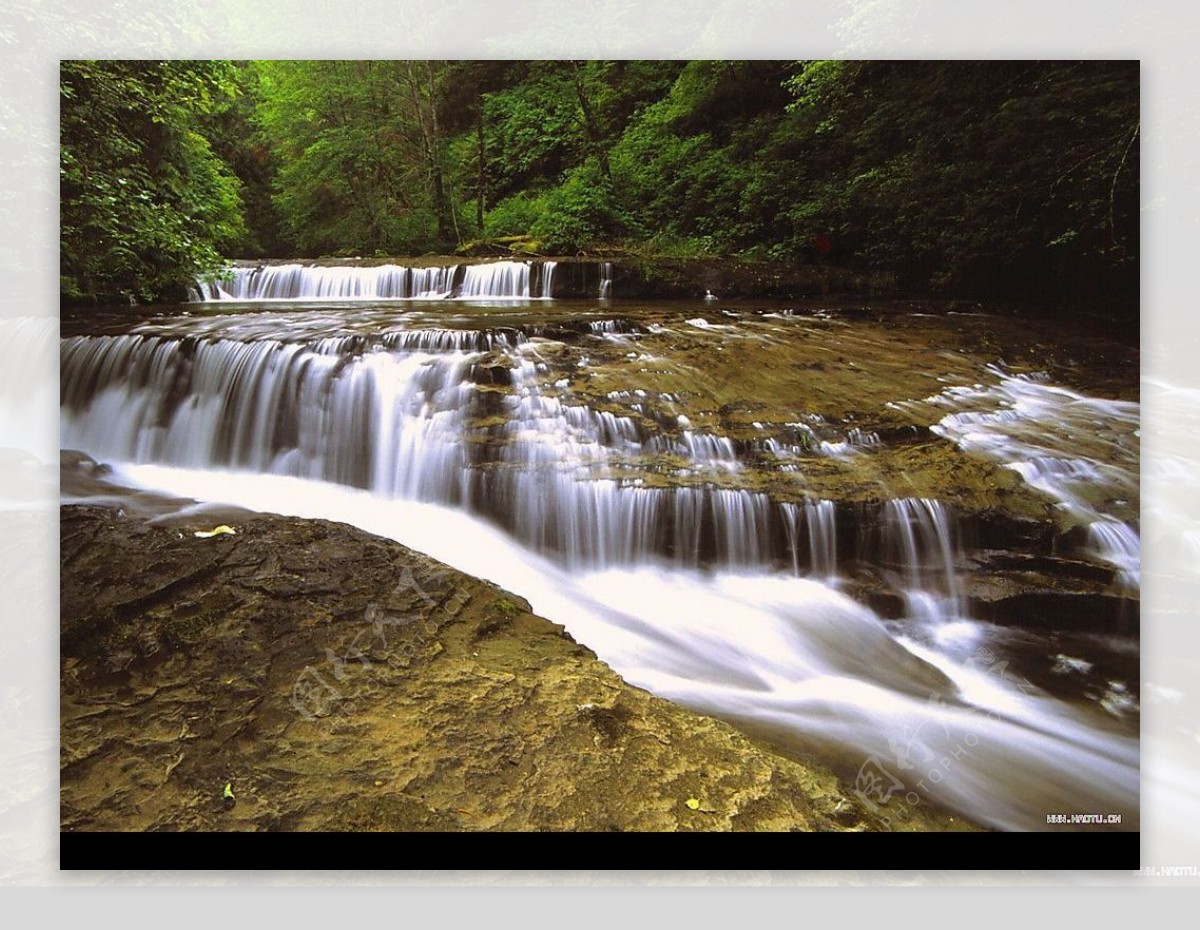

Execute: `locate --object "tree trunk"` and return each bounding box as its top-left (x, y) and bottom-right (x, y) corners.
top-left (570, 61), bottom-right (611, 181)
top-left (476, 96), bottom-right (486, 233)
top-left (424, 61), bottom-right (453, 244)
top-left (404, 61), bottom-right (452, 246)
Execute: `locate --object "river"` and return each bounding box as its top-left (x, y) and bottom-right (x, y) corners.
top-left (59, 259), bottom-right (1141, 831)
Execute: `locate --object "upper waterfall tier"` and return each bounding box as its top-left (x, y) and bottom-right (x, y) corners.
top-left (193, 260), bottom-right (560, 301)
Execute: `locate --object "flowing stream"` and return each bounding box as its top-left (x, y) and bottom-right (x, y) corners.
top-left (193, 260), bottom-right (552, 301)
top-left (60, 264), bottom-right (1140, 831)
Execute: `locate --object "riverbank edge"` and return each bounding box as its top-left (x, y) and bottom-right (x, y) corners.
top-left (62, 254), bottom-right (897, 305)
top-left (62, 255), bottom-right (1139, 331)
top-left (60, 502), bottom-right (979, 834)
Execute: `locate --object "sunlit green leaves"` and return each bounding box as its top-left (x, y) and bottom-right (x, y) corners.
top-left (252, 60), bottom-right (447, 256)
top-left (60, 60), bottom-right (247, 301)
top-left (61, 59), bottom-right (1140, 303)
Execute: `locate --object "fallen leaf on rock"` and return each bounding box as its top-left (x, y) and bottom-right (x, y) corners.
top-left (194, 525), bottom-right (237, 538)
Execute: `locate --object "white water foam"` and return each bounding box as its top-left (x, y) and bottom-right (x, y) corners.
top-left (71, 461), bottom-right (1138, 832)
top-left (194, 260), bottom-right (557, 301)
top-left (920, 366), bottom-right (1140, 589)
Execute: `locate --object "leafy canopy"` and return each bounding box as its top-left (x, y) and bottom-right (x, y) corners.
top-left (60, 60), bottom-right (246, 301)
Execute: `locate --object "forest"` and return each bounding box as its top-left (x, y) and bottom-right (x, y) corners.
top-left (59, 60), bottom-right (1139, 304)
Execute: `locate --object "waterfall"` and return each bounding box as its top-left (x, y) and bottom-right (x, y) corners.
top-left (381, 328), bottom-right (524, 353)
top-left (60, 331), bottom-right (804, 572)
top-left (194, 263), bottom-right (457, 300)
top-left (806, 499), bottom-right (838, 577)
top-left (409, 267), bottom-right (459, 298)
top-left (925, 366), bottom-right (1139, 589)
top-left (881, 497), bottom-right (963, 621)
top-left (58, 321), bottom-right (1141, 833)
top-left (599, 262), bottom-right (613, 298)
top-left (65, 331), bottom-right (1134, 611)
top-left (678, 431), bottom-right (739, 470)
top-left (780, 499), bottom-right (838, 578)
top-left (1087, 519), bottom-right (1140, 590)
top-left (193, 260), bottom-right (562, 301)
top-left (541, 261), bottom-right (557, 299)
top-left (59, 331), bottom-right (1008, 583)
top-left (458, 261), bottom-right (531, 298)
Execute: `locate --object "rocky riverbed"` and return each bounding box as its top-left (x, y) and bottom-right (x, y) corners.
top-left (60, 503), bottom-right (971, 832)
top-left (59, 285), bottom-right (1139, 832)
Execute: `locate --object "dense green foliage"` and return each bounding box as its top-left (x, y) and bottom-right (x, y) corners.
top-left (251, 60), bottom-right (458, 256)
top-left (774, 61), bottom-right (1140, 296)
top-left (60, 59), bottom-right (1139, 302)
top-left (60, 61), bottom-right (247, 301)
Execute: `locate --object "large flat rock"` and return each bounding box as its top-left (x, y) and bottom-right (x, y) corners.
top-left (60, 505), bottom-right (971, 833)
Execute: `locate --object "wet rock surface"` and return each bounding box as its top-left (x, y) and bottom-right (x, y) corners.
top-left (60, 504), bottom-right (973, 832)
top-left (58, 293), bottom-right (1139, 832)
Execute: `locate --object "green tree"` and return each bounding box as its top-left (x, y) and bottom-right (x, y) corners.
top-left (60, 60), bottom-right (247, 301)
top-left (65, 59), bottom-right (1137, 303)
top-left (204, 61), bottom-right (290, 258)
top-left (253, 60), bottom-right (463, 256)
top-left (605, 60), bottom-right (793, 253)
top-left (480, 60), bottom-right (684, 249)
top-left (776, 60), bottom-right (1139, 297)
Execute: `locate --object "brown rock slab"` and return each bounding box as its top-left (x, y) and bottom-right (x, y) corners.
top-left (60, 505), bottom-right (972, 833)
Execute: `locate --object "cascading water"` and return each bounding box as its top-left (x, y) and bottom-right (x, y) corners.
top-left (1086, 520), bottom-right (1140, 590)
top-left (780, 499), bottom-right (838, 579)
top-left (599, 262), bottom-right (613, 298)
top-left (60, 330), bottom-right (816, 573)
top-left (195, 263), bottom-right (459, 300)
top-left (458, 261), bottom-right (531, 298)
top-left (193, 259), bottom-right (558, 301)
top-left (913, 365), bottom-right (1140, 590)
top-left (881, 497), bottom-right (964, 621)
top-left (59, 305), bottom-right (1139, 832)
